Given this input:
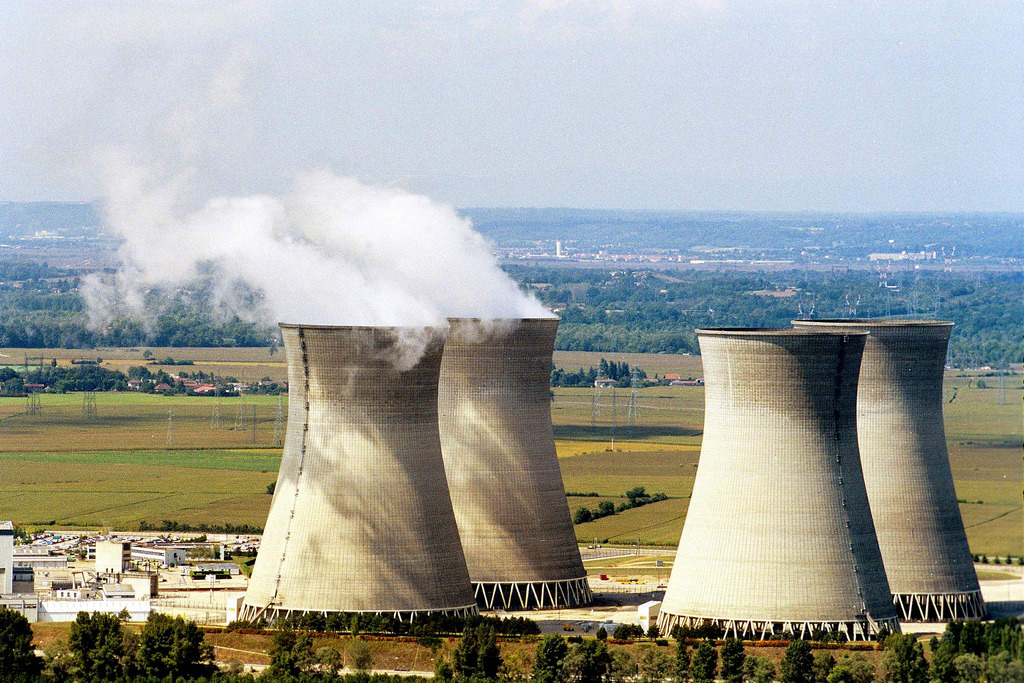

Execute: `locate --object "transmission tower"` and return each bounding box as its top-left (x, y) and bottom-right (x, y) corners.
top-left (165, 408), bottom-right (174, 445)
top-left (234, 400), bottom-right (246, 431)
top-left (251, 405), bottom-right (258, 444)
top-left (272, 395), bottom-right (284, 446)
top-left (210, 396), bottom-right (221, 429)
top-left (82, 391), bottom-right (97, 420)
top-left (26, 393), bottom-right (42, 416)
top-left (591, 366), bottom-right (605, 429)
top-left (609, 385), bottom-right (617, 448)
top-left (997, 373), bottom-right (1007, 405)
top-left (628, 366), bottom-right (640, 428)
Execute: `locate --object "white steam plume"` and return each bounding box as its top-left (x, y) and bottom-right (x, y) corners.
top-left (82, 153), bottom-right (552, 342)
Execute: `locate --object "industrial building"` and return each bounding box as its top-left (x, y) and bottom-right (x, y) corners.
top-left (241, 325), bottom-right (477, 622)
top-left (439, 318), bottom-right (590, 609)
top-left (658, 329), bottom-right (899, 640)
top-left (793, 319), bottom-right (984, 620)
top-left (131, 544), bottom-right (187, 568)
top-left (1, 522), bottom-right (13, 594)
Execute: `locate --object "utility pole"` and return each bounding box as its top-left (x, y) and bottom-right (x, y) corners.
top-left (210, 395), bottom-right (221, 429)
top-left (82, 391), bottom-right (97, 420)
top-left (26, 392), bottom-right (41, 416)
top-left (628, 366), bottom-right (639, 429)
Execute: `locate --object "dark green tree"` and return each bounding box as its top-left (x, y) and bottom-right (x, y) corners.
top-left (453, 624), bottom-right (480, 677)
top-left (811, 653), bottom-right (835, 683)
top-left (928, 637), bottom-right (958, 683)
top-left (564, 639), bottom-right (612, 683)
top-left (637, 645), bottom-right (674, 683)
top-left (780, 640), bottom-right (814, 683)
top-left (453, 623), bottom-right (502, 679)
top-left (828, 654), bottom-right (874, 683)
top-left (880, 634), bottom-right (928, 683)
top-left (533, 634), bottom-right (569, 683)
top-left (743, 655), bottom-right (777, 683)
top-left (67, 611), bottom-right (132, 682)
top-left (691, 640), bottom-right (718, 683)
top-left (478, 626), bottom-right (502, 679)
top-left (136, 612), bottom-right (214, 679)
top-left (720, 638), bottom-right (746, 683)
top-left (0, 607), bottom-right (42, 680)
top-left (674, 640), bottom-right (691, 682)
top-left (596, 627), bottom-right (608, 641)
top-left (267, 630), bottom-right (316, 678)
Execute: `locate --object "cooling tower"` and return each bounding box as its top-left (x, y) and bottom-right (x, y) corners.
top-left (658, 329), bottom-right (899, 641)
top-left (240, 325), bottom-right (477, 623)
top-left (438, 318), bottom-right (591, 610)
top-left (793, 319), bottom-right (983, 621)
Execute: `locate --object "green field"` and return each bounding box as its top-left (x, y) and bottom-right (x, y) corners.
top-left (0, 348), bottom-right (1020, 557)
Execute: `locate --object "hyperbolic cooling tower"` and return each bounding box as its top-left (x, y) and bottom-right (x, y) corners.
top-left (793, 319), bottom-right (983, 621)
top-left (438, 318), bottom-right (591, 610)
top-left (241, 325), bottom-right (477, 622)
top-left (658, 329), bottom-right (899, 641)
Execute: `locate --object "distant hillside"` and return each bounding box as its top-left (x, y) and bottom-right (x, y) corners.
top-left (0, 201), bottom-right (100, 237)
top-left (463, 208), bottom-right (1024, 259)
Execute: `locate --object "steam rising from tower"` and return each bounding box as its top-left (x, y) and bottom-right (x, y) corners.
top-left (658, 329), bottom-right (898, 640)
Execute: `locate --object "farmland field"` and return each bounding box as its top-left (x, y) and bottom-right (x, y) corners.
top-left (0, 347), bottom-right (1020, 557)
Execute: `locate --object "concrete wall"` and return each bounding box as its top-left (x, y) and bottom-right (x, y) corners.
top-left (438, 318), bottom-right (589, 607)
top-left (659, 329), bottom-right (897, 639)
top-left (793, 319), bottom-right (982, 618)
top-left (242, 325), bottom-right (475, 619)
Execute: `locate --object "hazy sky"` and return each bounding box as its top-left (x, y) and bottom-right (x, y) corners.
top-left (2, 1), bottom-right (1022, 211)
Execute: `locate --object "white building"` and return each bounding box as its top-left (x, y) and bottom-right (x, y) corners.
top-left (95, 539), bottom-right (131, 574)
top-left (37, 598), bottom-right (150, 623)
top-left (13, 546), bottom-right (69, 571)
top-left (131, 544), bottom-right (187, 567)
top-left (638, 600), bottom-right (661, 632)
top-left (0, 522), bottom-right (14, 594)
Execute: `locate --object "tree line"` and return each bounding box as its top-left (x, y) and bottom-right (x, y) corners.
top-left (573, 487), bottom-right (669, 525)
top-left (0, 259), bottom-right (1020, 366)
top-left (1, 606), bottom-right (1021, 682)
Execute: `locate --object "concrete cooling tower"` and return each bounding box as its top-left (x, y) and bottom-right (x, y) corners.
top-left (241, 325), bottom-right (477, 623)
top-left (793, 319), bottom-right (983, 621)
top-left (658, 329), bottom-right (899, 641)
top-left (438, 318), bottom-right (591, 610)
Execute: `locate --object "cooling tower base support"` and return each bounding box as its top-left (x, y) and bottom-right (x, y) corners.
top-left (656, 612), bottom-right (901, 642)
top-left (237, 604), bottom-right (479, 625)
top-left (893, 591), bottom-right (985, 622)
top-left (474, 577), bottom-right (593, 611)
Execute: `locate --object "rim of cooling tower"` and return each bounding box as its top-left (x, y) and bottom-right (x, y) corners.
top-left (696, 327), bottom-right (870, 337)
top-left (793, 318), bottom-right (953, 327)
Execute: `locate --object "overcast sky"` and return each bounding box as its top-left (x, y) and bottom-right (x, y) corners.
top-left (1, 1), bottom-right (1021, 211)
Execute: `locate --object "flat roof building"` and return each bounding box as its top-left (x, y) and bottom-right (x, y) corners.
top-left (131, 545), bottom-right (186, 567)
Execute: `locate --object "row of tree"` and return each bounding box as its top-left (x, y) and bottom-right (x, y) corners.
top-left (573, 487), bottom-right (669, 524)
top-left (2, 606), bottom-right (1022, 682)
top-left (551, 360), bottom-right (650, 389)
